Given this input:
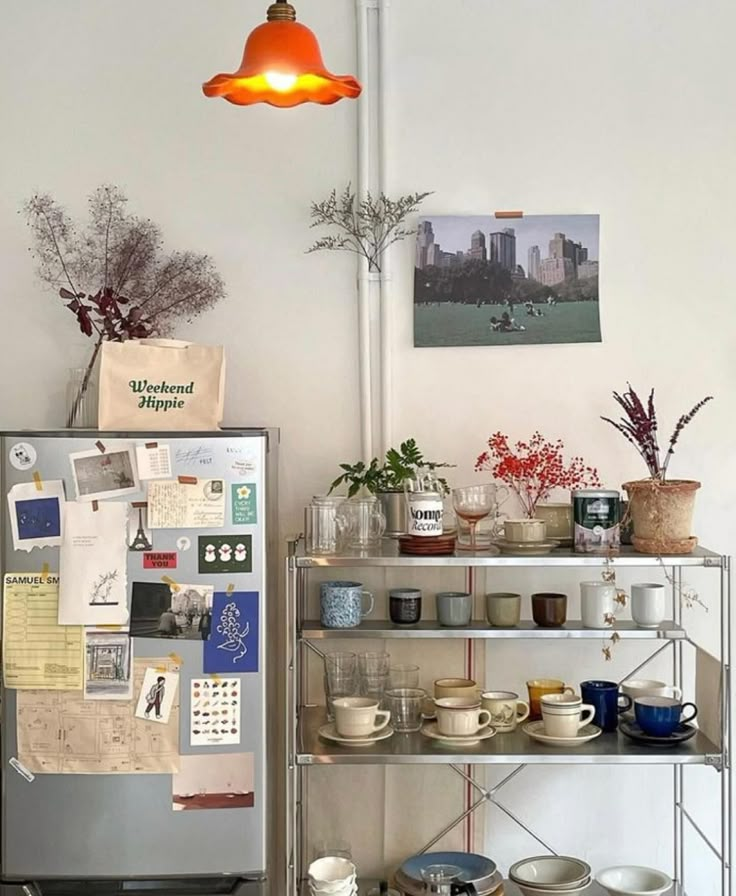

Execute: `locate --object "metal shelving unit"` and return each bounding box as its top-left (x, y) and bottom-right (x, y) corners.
top-left (286, 539), bottom-right (732, 896)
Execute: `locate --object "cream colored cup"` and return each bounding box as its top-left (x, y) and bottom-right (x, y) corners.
top-left (504, 518), bottom-right (547, 543)
top-left (435, 697), bottom-right (491, 736)
top-left (333, 697), bottom-right (391, 737)
top-left (540, 693), bottom-right (595, 738)
top-left (434, 678), bottom-right (480, 700)
top-left (481, 690), bottom-right (530, 732)
top-left (620, 679), bottom-right (682, 717)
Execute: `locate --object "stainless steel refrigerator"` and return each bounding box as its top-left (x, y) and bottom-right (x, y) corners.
top-left (0, 429), bottom-right (278, 896)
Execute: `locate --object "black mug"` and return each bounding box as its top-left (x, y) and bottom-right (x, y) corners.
top-left (389, 588), bottom-right (421, 625)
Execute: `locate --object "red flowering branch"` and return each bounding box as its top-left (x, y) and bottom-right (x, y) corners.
top-left (475, 431), bottom-right (601, 518)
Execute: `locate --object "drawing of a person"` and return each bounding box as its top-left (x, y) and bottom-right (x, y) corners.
top-left (144, 676), bottom-right (166, 719)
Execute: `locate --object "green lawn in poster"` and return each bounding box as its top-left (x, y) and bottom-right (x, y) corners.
top-left (198, 535), bottom-right (252, 574)
top-left (231, 483), bottom-right (257, 525)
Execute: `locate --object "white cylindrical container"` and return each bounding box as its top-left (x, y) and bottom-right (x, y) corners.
top-left (405, 490), bottom-right (444, 537)
top-left (580, 581), bottom-right (617, 629)
top-left (631, 582), bottom-right (667, 628)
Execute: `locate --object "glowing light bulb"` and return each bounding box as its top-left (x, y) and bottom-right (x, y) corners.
top-left (264, 71), bottom-right (298, 92)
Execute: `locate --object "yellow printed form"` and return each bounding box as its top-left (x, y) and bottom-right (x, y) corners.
top-left (2, 573), bottom-right (84, 689)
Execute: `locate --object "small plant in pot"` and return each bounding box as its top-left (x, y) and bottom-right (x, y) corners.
top-left (601, 384), bottom-right (713, 555)
top-left (329, 439), bottom-right (452, 536)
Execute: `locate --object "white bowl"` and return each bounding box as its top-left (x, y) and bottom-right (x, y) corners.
top-left (308, 856), bottom-right (356, 882)
top-left (509, 855), bottom-right (591, 888)
top-left (514, 880), bottom-right (591, 896)
top-left (309, 875), bottom-right (356, 892)
top-left (597, 865), bottom-right (673, 895)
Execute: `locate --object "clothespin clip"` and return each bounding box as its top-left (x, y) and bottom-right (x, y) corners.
top-left (33, 472), bottom-right (43, 492)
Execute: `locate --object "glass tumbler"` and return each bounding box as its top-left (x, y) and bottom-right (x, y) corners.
top-left (358, 652), bottom-right (391, 677)
top-left (324, 652), bottom-right (357, 720)
top-left (386, 687), bottom-right (426, 732)
top-left (390, 664), bottom-right (420, 689)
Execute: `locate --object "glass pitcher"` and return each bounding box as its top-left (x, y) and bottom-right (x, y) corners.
top-left (335, 496), bottom-right (386, 549)
top-left (421, 864), bottom-right (478, 896)
top-left (305, 495), bottom-right (345, 554)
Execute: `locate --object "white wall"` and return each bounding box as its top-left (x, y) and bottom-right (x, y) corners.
top-left (1, 0), bottom-right (735, 892)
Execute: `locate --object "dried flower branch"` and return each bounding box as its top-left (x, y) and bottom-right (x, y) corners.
top-left (307, 184), bottom-right (432, 273)
top-left (24, 185), bottom-right (226, 425)
top-left (601, 384), bottom-right (713, 480)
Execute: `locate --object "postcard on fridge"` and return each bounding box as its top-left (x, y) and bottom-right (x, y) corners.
top-left (69, 445), bottom-right (140, 502)
top-left (147, 479), bottom-right (226, 529)
top-left (58, 501), bottom-right (129, 625)
top-left (135, 667), bottom-right (179, 724)
top-left (2, 573), bottom-right (84, 689)
top-left (6, 479), bottom-right (65, 552)
top-left (172, 753), bottom-right (254, 811)
top-left (84, 630), bottom-right (133, 700)
top-left (190, 677), bottom-right (241, 746)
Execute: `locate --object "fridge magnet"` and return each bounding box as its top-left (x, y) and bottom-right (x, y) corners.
top-left (147, 478), bottom-right (226, 529)
top-left (190, 677), bottom-right (240, 746)
top-left (6, 479), bottom-right (65, 552)
top-left (84, 630), bottom-right (133, 700)
top-left (128, 502), bottom-right (153, 551)
top-left (8, 442), bottom-right (37, 471)
top-left (413, 214), bottom-right (601, 347)
top-left (135, 443), bottom-right (172, 480)
top-left (197, 535), bottom-right (253, 574)
top-left (172, 752), bottom-right (254, 811)
top-left (143, 551), bottom-right (177, 570)
top-left (130, 581), bottom-right (214, 640)
top-left (204, 591), bottom-right (259, 674)
top-left (135, 666), bottom-right (179, 724)
top-left (70, 445), bottom-right (140, 502)
top-left (231, 483), bottom-right (257, 525)
top-left (58, 501), bottom-right (129, 625)
top-left (177, 536), bottom-right (191, 551)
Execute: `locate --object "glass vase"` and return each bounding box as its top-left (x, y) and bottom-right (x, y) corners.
top-left (66, 367), bottom-right (98, 428)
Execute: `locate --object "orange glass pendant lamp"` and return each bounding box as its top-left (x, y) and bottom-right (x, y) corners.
top-left (202, 0), bottom-right (362, 108)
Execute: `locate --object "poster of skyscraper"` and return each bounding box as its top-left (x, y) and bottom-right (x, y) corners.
top-left (413, 214), bottom-right (600, 347)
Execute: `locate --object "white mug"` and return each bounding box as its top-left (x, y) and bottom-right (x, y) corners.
top-left (580, 581), bottom-right (617, 629)
top-left (435, 698), bottom-right (491, 736)
top-left (621, 679), bottom-right (682, 716)
top-left (541, 693), bottom-right (595, 737)
top-left (333, 697), bottom-right (390, 737)
top-left (631, 582), bottom-right (666, 628)
top-left (481, 691), bottom-right (530, 732)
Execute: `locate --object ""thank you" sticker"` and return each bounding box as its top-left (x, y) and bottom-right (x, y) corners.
top-left (144, 552), bottom-right (178, 569)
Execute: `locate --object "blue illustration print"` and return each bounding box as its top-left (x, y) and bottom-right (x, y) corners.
top-left (204, 591), bottom-right (259, 674)
top-left (16, 498), bottom-right (61, 541)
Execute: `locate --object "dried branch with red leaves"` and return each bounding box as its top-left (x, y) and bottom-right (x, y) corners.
top-left (475, 431), bottom-right (601, 518)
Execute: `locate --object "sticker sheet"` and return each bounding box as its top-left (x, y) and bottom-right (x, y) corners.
top-left (204, 591), bottom-right (259, 674)
top-left (134, 666), bottom-right (179, 724)
top-left (6, 480), bottom-right (65, 552)
top-left (172, 753), bottom-right (254, 811)
top-left (69, 446), bottom-right (140, 502)
top-left (84, 630), bottom-right (133, 700)
top-left (198, 535), bottom-right (252, 574)
top-left (58, 502), bottom-right (129, 625)
top-left (190, 677), bottom-right (241, 746)
top-left (2, 573), bottom-right (84, 689)
top-left (147, 478), bottom-right (226, 529)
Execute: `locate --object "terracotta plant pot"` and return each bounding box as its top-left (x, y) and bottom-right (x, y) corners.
top-left (623, 479), bottom-right (701, 554)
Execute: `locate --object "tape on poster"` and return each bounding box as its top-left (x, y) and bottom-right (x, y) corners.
top-left (92, 500), bottom-right (99, 512)
top-left (210, 673), bottom-right (222, 684)
top-left (226, 583), bottom-right (235, 596)
top-left (95, 440), bottom-right (106, 453)
top-left (161, 575), bottom-right (180, 592)
top-left (178, 475), bottom-right (198, 485)
top-left (494, 210), bottom-right (524, 219)
top-left (41, 563), bottom-right (50, 582)
top-left (168, 651), bottom-right (183, 666)
top-left (33, 471), bottom-right (43, 491)
top-left (9, 757), bottom-right (35, 782)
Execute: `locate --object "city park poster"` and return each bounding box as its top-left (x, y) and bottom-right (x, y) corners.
top-left (413, 214), bottom-right (600, 347)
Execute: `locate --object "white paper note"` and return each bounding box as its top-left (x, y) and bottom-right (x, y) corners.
top-left (147, 479), bottom-right (226, 529)
top-left (135, 444), bottom-right (172, 480)
top-left (6, 480), bottom-right (65, 552)
top-left (59, 502), bottom-right (129, 625)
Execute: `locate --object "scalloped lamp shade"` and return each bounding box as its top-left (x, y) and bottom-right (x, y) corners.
top-left (202, 4), bottom-right (362, 108)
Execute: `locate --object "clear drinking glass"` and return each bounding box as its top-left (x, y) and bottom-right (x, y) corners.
top-left (385, 687), bottom-right (426, 732)
top-left (360, 673), bottom-right (389, 706)
top-left (390, 664), bottom-right (420, 689)
top-left (358, 652), bottom-right (391, 677)
top-left (452, 484), bottom-right (499, 551)
top-left (324, 652), bottom-right (358, 720)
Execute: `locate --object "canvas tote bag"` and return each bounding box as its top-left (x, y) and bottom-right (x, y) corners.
top-left (98, 339), bottom-right (225, 431)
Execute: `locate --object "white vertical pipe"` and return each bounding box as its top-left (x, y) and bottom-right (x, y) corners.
top-left (378, 0), bottom-right (392, 455)
top-left (356, 0), bottom-right (374, 462)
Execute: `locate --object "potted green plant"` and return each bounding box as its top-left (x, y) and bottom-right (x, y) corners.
top-left (329, 439), bottom-right (453, 536)
top-left (601, 384), bottom-right (713, 554)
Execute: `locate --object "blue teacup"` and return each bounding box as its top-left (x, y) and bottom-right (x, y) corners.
top-left (580, 680), bottom-right (632, 732)
top-left (634, 696), bottom-right (698, 737)
top-left (320, 581), bottom-right (374, 629)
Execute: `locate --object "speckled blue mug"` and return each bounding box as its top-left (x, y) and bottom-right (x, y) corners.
top-left (320, 581), bottom-right (374, 629)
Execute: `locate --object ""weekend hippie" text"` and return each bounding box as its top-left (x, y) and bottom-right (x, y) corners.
top-left (129, 379), bottom-right (195, 412)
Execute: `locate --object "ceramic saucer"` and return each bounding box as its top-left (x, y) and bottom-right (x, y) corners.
top-left (421, 722), bottom-right (496, 746)
top-left (492, 538), bottom-right (559, 556)
top-left (620, 719), bottom-right (697, 747)
top-left (318, 722), bottom-right (394, 746)
top-left (523, 720), bottom-right (602, 746)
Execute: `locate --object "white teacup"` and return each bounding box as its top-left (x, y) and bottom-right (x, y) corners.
top-left (620, 679), bottom-right (682, 716)
top-left (333, 697), bottom-right (390, 738)
top-left (504, 518), bottom-right (547, 543)
top-left (481, 690), bottom-right (530, 732)
top-left (435, 697), bottom-right (491, 736)
top-left (541, 693), bottom-right (595, 738)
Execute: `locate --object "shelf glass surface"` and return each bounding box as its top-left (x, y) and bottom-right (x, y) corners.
top-left (296, 708), bottom-right (719, 767)
top-left (292, 540), bottom-right (725, 569)
top-left (300, 620), bottom-right (685, 640)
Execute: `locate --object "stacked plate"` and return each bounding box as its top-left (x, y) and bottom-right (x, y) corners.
top-left (307, 857), bottom-right (358, 896)
top-left (398, 532), bottom-right (457, 555)
top-left (509, 855), bottom-right (592, 896)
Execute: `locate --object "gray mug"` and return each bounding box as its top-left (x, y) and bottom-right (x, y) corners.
top-left (320, 581), bottom-right (374, 628)
top-left (436, 591), bottom-right (473, 627)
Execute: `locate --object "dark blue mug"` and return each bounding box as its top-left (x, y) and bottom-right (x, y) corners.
top-left (580, 680), bottom-right (632, 732)
top-left (635, 696), bottom-right (698, 737)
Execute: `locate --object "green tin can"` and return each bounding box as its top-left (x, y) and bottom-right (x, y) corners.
top-left (573, 489), bottom-right (621, 554)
